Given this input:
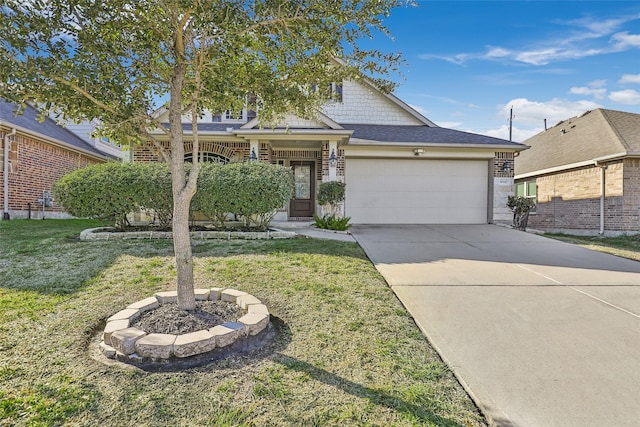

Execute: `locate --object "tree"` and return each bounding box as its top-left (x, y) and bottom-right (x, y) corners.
top-left (1, 0), bottom-right (411, 310)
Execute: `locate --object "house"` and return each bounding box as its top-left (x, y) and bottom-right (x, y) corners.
top-left (515, 108), bottom-right (640, 235)
top-left (137, 79), bottom-right (527, 224)
top-left (0, 100), bottom-right (113, 220)
top-left (51, 117), bottom-right (127, 160)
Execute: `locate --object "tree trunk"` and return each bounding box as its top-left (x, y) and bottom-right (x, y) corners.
top-left (173, 189), bottom-right (196, 310)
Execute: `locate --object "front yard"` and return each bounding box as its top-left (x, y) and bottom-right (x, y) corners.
top-left (0, 219), bottom-right (485, 426)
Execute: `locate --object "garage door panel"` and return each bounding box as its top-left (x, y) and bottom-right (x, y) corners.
top-left (345, 158), bottom-right (488, 224)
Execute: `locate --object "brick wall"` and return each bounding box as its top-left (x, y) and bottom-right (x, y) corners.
top-left (0, 131), bottom-right (104, 218)
top-left (525, 160), bottom-right (640, 233)
top-left (133, 140), bottom-right (251, 163)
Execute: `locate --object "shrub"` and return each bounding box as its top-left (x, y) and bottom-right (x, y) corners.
top-left (317, 181), bottom-right (346, 206)
top-left (507, 195), bottom-right (536, 230)
top-left (313, 214), bottom-right (352, 231)
top-left (56, 161), bottom-right (293, 231)
top-left (317, 181), bottom-right (346, 216)
top-left (130, 163), bottom-right (173, 227)
top-left (54, 163), bottom-right (174, 229)
top-left (194, 162), bottom-right (294, 230)
top-left (54, 163), bottom-right (139, 229)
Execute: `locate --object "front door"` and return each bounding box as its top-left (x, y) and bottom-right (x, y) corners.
top-left (289, 161), bottom-right (315, 217)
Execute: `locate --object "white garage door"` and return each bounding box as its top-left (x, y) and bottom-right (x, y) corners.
top-left (345, 158), bottom-right (489, 224)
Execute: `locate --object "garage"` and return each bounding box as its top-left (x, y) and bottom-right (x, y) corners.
top-left (345, 158), bottom-right (489, 224)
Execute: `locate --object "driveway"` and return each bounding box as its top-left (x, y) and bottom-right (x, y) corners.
top-left (351, 224), bottom-right (640, 427)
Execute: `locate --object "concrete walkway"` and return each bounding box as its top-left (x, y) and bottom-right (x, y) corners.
top-left (271, 221), bottom-right (356, 242)
top-left (351, 224), bottom-right (640, 427)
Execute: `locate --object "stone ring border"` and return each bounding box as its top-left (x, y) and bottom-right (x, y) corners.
top-left (100, 288), bottom-right (270, 362)
top-left (80, 227), bottom-right (296, 241)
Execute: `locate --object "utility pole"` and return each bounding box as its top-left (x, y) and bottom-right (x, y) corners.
top-left (509, 106), bottom-right (513, 142)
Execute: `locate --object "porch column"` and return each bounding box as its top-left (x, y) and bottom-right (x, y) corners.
top-left (249, 140), bottom-right (260, 162)
top-left (328, 141), bottom-right (337, 181)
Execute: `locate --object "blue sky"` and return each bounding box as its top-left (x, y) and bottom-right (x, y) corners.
top-left (368, 1), bottom-right (640, 142)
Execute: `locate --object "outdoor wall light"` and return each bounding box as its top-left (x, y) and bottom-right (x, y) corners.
top-left (249, 147), bottom-right (258, 162)
top-left (329, 149), bottom-right (338, 167)
top-left (413, 148), bottom-right (424, 156)
top-left (501, 161), bottom-right (510, 171)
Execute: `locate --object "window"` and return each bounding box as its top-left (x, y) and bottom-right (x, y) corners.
top-left (184, 152), bottom-right (229, 164)
top-left (515, 180), bottom-right (537, 212)
top-left (311, 82), bottom-right (343, 102)
top-left (225, 110), bottom-right (243, 121)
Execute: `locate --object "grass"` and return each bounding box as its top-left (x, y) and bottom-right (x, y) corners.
top-left (544, 233), bottom-right (640, 262)
top-left (0, 219), bottom-right (485, 426)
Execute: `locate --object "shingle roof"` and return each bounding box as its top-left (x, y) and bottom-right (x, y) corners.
top-left (0, 100), bottom-right (110, 158)
top-left (516, 108), bottom-right (640, 176)
top-left (341, 123), bottom-right (527, 148)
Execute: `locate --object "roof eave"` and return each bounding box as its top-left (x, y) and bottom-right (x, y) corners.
top-left (346, 138), bottom-right (528, 151)
top-left (0, 121), bottom-right (111, 161)
top-left (515, 151), bottom-right (640, 179)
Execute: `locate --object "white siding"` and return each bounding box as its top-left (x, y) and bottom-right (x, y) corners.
top-left (322, 80), bottom-right (424, 126)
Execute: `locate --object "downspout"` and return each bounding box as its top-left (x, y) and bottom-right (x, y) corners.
top-left (594, 161), bottom-right (607, 235)
top-left (3, 128), bottom-right (17, 220)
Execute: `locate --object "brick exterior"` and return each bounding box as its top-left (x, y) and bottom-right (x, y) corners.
top-left (522, 159), bottom-right (640, 234)
top-left (1, 130), bottom-right (105, 219)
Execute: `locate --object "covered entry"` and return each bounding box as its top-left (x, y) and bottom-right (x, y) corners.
top-left (345, 158), bottom-right (489, 224)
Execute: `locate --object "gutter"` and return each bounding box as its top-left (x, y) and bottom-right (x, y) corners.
top-left (346, 138), bottom-right (528, 152)
top-left (3, 128), bottom-right (16, 220)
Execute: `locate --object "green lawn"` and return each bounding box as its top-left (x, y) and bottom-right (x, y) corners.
top-left (544, 233), bottom-right (640, 262)
top-left (0, 219), bottom-right (485, 426)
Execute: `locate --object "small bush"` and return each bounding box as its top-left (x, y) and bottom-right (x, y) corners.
top-left (317, 181), bottom-right (346, 206)
top-left (317, 181), bottom-right (346, 216)
top-left (313, 214), bottom-right (351, 231)
top-left (507, 195), bottom-right (536, 230)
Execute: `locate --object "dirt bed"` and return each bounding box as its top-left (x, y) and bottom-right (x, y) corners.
top-left (131, 300), bottom-right (244, 335)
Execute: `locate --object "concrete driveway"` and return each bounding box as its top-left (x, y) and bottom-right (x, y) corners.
top-left (351, 224), bottom-right (640, 427)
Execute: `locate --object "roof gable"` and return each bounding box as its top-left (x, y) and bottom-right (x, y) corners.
top-left (322, 79), bottom-right (435, 126)
top-left (0, 100), bottom-right (109, 159)
top-left (516, 108), bottom-right (640, 176)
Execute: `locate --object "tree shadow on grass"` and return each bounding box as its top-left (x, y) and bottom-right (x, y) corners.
top-left (274, 353), bottom-right (471, 426)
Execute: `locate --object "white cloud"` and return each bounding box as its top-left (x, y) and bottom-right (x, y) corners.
top-left (498, 98), bottom-right (601, 127)
top-left (485, 46), bottom-right (511, 59)
top-left (611, 32), bottom-right (640, 49)
top-left (619, 74), bottom-right (640, 84)
top-left (482, 124), bottom-right (541, 143)
top-left (421, 14), bottom-right (640, 67)
top-left (569, 86), bottom-right (607, 99)
top-left (609, 89), bottom-right (640, 105)
top-left (436, 121), bottom-right (463, 129)
top-left (588, 79), bottom-right (607, 88)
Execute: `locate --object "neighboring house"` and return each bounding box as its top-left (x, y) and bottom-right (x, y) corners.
top-left (1, 100), bottom-right (112, 219)
top-left (53, 117), bottom-right (127, 160)
top-left (515, 108), bottom-right (640, 236)
top-left (137, 79), bottom-right (527, 224)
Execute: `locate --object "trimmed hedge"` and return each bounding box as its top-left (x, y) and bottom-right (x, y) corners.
top-left (54, 161), bottom-right (293, 230)
top-left (193, 162), bottom-right (294, 230)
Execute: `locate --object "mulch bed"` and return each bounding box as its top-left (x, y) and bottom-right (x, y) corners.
top-left (131, 300), bottom-right (245, 335)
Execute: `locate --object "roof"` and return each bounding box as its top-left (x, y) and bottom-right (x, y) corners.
top-left (342, 124), bottom-right (527, 148)
top-left (516, 108), bottom-right (640, 177)
top-left (0, 100), bottom-right (111, 159)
